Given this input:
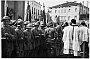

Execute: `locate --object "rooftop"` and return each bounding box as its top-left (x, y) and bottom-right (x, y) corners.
top-left (30, 0), bottom-right (42, 6)
top-left (49, 2), bottom-right (88, 9)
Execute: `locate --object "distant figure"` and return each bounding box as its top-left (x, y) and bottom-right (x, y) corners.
top-left (71, 19), bottom-right (81, 57)
top-left (62, 19), bottom-right (81, 57)
top-left (79, 21), bottom-right (89, 58)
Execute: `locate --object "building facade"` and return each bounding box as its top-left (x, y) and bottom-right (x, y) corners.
top-left (1, 1), bottom-right (25, 20)
top-left (24, 0), bottom-right (42, 21)
top-left (48, 1), bottom-right (89, 23)
top-left (1, 0), bottom-right (41, 22)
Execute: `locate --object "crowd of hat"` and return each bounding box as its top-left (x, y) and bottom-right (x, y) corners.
top-left (2, 16), bottom-right (88, 28)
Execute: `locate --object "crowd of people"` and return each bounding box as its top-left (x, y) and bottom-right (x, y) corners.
top-left (1, 16), bottom-right (89, 58)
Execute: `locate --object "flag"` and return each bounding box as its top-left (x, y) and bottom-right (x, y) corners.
top-left (47, 11), bottom-right (52, 23)
top-left (56, 16), bottom-right (60, 23)
top-left (4, 0), bottom-right (9, 16)
top-left (26, 1), bottom-right (31, 22)
top-left (42, 3), bottom-right (46, 26)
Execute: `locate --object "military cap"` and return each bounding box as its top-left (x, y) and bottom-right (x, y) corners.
top-left (47, 22), bottom-right (50, 27)
top-left (40, 24), bottom-right (45, 27)
top-left (32, 23), bottom-right (35, 27)
top-left (18, 19), bottom-right (22, 21)
top-left (35, 22), bottom-right (39, 26)
top-left (24, 21), bottom-right (29, 25)
top-left (9, 20), bottom-right (16, 25)
top-left (17, 25), bottom-right (21, 27)
top-left (49, 22), bottom-right (53, 26)
top-left (2, 16), bottom-right (10, 22)
top-left (17, 20), bottom-right (24, 25)
top-left (41, 24), bottom-right (45, 27)
top-left (40, 24), bottom-right (44, 26)
top-left (26, 23), bottom-right (32, 28)
top-left (40, 22), bottom-right (45, 26)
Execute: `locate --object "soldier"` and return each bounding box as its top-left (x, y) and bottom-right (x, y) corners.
top-left (55, 23), bottom-right (64, 57)
top-left (1, 16), bottom-right (16, 57)
top-left (17, 19), bottom-right (24, 30)
top-left (32, 22), bottom-right (41, 48)
top-left (31, 22), bottom-right (41, 57)
top-left (9, 20), bottom-right (16, 29)
top-left (38, 22), bottom-right (46, 55)
top-left (15, 20), bottom-right (24, 57)
top-left (24, 21), bottom-right (29, 30)
top-left (23, 23), bottom-right (33, 57)
top-left (45, 22), bottom-right (57, 57)
top-left (39, 22), bottom-right (45, 47)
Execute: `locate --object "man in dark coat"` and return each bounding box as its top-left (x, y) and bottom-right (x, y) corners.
top-left (31, 22), bottom-right (41, 57)
top-left (1, 16), bottom-right (16, 57)
top-left (23, 23), bottom-right (33, 57)
top-left (15, 20), bottom-right (24, 57)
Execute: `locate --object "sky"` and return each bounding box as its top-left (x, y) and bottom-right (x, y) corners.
top-left (36, 0), bottom-right (89, 12)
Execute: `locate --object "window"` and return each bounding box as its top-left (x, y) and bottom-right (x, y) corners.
top-left (61, 16), bottom-right (65, 20)
top-left (58, 10), bottom-right (60, 13)
top-left (64, 9), bottom-right (66, 13)
top-left (36, 9), bottom-right (37, 15)
top-left (68, 9), bottom-right (70, 12)
top-left (32, 15), bottom-right (33, 19)
top-left (61, 16), bottom-right (63, 20)
top-left (32, 7), bottom-right (33, 14)
top-left (34, 16), bottom-right (35, 19)
top-left (55, 10), bottom-right (57, 13)
top-left (68, 16), bottom-right (70, 20)
top-left (61, 9), bottom-right (63, 13)
top-left (74, 16), bottom-right (77, 19)
top-left (36, 15), bottom-right (37, 19)
top-left (64, 16), bottom-right (66, 20)
top-left (38, 10), bottom-right (39, 15)
top-left (34, 8), bottom-right (35, 14)
top-left (84, 10), bottom-right (85, 14)
top-left (75, 8), bottom-right (77, 12)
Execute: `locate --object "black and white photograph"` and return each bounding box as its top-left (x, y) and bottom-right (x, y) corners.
top-left (1, 0), bottom-right (89, 58)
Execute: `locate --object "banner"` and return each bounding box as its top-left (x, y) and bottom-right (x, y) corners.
top-left (4, 0), bottom-right (9, 16)
top-left (26, 1), bottom-right (31, 22)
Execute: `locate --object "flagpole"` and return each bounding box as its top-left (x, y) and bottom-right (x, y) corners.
top-left (27, 1), bottom-right (29, 21)
top-left (24, 1), bottom-right (27, 21)
top-left (4, 0), bottom-right (7, 16)
top-left (43, 3), bottom-right (46, 26)
top-left (82, 1), bottom-right (84, 14)
top-left (86, 1), bottom-right (89, 20)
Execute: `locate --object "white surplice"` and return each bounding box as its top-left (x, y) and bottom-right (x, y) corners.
top-left (63, 24), bottom-right (81, 56)
top-left (63, 25), bottom-right (73, 54)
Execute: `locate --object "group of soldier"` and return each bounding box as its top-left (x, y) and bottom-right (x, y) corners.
top-left (1, 16), bottom-right (89, 58)
top-left (1, 16), bottom-right (64, 57)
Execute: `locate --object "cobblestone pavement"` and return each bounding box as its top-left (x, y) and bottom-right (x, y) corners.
top-left (4, 46), bottom-right (87, 58)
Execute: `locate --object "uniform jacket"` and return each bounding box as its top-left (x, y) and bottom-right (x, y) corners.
top-left (2, 25), bottom-right (16, 39)
top-left (15, 28), bottom-right (24, 40)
